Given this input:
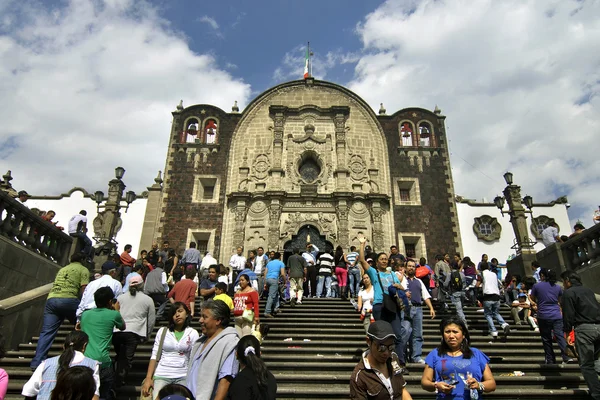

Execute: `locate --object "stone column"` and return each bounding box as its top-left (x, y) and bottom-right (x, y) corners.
top-left (336, 201), bottom-right (350, 250)
top-left (268, 201), bottom-right (283, 251)
top-left (232, 201), bottom-right (248, 250)
top-left (333, 109), bottom-right (349, 190)
top-left (139, 172), bottom-right (163, 252)
top-left (270, 106), bottom-right (285, 189)
top-left (370, 201), bottom-right (385, 252)
top-left (503, 184), bottom-right (537, 275)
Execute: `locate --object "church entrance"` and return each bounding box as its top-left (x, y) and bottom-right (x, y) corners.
top-left (283, 224), bottom-right (333, 261)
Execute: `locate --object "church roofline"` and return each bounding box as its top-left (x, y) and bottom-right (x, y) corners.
top-left (384, 106), bottom-right (445, 119)
top-left (173, 104), bottom-right (229, 116)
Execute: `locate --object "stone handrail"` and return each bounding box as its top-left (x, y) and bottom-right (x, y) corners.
top-left (560, 222), bottom-right (600, 270)
top-left (0, 190), bottom-right (73, 265)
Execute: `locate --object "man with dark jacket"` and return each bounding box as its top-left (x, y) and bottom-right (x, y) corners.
top-left (287, 248), bottom-right (307, 306)
top-left (562, 271), bottom-right (600, 399)
top-left (143, 262), bottom-right (169, 320)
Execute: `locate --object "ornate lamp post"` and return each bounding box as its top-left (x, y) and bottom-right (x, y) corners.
top-left (92, 167), bottom-right (137, 266)
top-left (493, 172), bottom-right (537, 276)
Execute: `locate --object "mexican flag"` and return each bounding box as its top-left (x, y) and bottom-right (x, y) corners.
top-left (304, 46), bottom-right (309, 79)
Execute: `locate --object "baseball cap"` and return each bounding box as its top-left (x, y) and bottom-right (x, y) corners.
top-left (129, 275), bottom-right (143, 286)
top-left (367, 320), bottom-right (396, 341)
top-left (518, 293), bottom-right (527, 298)
top-left (101, 261), bottom-right (118, 274)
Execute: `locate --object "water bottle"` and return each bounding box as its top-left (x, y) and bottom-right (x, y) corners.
top-left (467, 372), bottom-right (479, 399)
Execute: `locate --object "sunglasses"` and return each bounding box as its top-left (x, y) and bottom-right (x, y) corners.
top-left (373, 341), bottom-right (395, 353)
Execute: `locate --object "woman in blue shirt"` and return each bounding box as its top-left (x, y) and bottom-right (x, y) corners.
top-left (358, 237), bottom-right (411, 373)
top-left (421, 317), bottom-right (496, 399)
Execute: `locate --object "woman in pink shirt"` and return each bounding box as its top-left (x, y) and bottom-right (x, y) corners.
top-left (234, 274), bottom-right (260, 337)
top-left (0, 334), bottom-right (8, 400)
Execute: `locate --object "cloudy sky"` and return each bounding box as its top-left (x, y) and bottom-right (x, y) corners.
top-left (0, 0), bottom-right (598, 227)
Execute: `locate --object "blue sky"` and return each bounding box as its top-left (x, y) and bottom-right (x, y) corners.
top-left (0, 0), bottom-right (599, 228)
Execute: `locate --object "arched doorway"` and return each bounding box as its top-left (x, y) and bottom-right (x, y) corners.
top-left (283, 225), bottom-right (333, 261)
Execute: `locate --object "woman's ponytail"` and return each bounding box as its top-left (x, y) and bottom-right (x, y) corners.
top-left (58, 331), bottom-right (89, 374)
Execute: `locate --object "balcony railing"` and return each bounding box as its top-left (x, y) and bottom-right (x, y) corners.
top-left (562, 222), bottom-right (600, 270)
top-left (0, 190), bottom-right (72, 265)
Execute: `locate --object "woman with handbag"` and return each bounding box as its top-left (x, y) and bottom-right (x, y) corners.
top-left (234, 274), bottom-right (260, 337)
top-left (358, 237), bottom-right (412, 375)
top-left (141, 302), bottom-right (199, 400)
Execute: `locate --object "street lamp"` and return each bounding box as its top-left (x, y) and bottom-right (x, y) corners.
top-left (503, 171), bottom-right (513, 185)
top-left (115, 166), bottom-right (125, 180)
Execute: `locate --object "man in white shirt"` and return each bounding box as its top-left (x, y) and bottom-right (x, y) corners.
top-left (541, 222), bottom-right (562, 247)
top-left (480, 263), bottom-right (510, 339)
top-left (199, 251), bottom-right (218, 280)
top-left (68, 210), bottom-right (94, 260)
top-left (254, 246), bottom-right (269, 296)
top-left (76, 261), bottom-right (123, 319)
top-left (229, 246), bottom-right (246, 292)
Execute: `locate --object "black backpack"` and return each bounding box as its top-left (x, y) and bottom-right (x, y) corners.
top-left (450, 270), bottom-right (463, 292)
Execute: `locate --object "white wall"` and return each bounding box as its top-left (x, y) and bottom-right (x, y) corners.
top-left (29, 190), bottom-right (148, 257)
top-left (456, 201), bottom-right (571, 265)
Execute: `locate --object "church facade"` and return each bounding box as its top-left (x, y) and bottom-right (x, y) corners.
top-left (149, 79), bottom-right (463, 262)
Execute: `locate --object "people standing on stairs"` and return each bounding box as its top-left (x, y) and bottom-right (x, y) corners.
top-left (30, 252), bottom-right (90, 370)
top-left (200, 265), bottom-right (219, 301)
top-left (214, 282), bottom-right (234, 311)
top-left (461, 257), bottom-right (478, 305)
top-left (229, 247), bottom-right (247, 295)
top-left (434, 253), bottom-right (452, 303)
top-left (233, 274), bottom-right (260, 337)
top-left (529, 268), bottom-right (572, 365)
top-left (253, 247), bottom-right (268, 298)
top-left (334, 245), bottom-right (349, 300)
top-left (119, 244), bottom-right (136, 284)
top-left (141, 302), bottom-right (199, 400)
top-left (316, 250), bottom-right (334, 298)
top-left (287, 248), bottom-right (307, 306)
top-left (358, 237), bottom-right (412, 375)
top-left (561, 270), bottom-right (600, 400)
top-left (113, 275), bottom-right (156, 387)
top-left (187, 299), bottom-right (240, 400)
top-left (421, 316), bottom-right (496, 399)
top-left (347, 246), bottom-right (361, 298)
top-left (444, 262), bottom-right (468, 328)
top-left (350, 320), bottom-right (413, 400)
top-left (163, 249), bottom-right (179, 279)
top-left (144, 262), bottom-right (170, 321)
top-left (264, 252), bottom-right (286, 318)
top-left (79, 287), bottom-right (126, 400)
top-left (200, 251), bottom-right (218, 282)
top-left (233, 262), bottom-right (259, 292)
top-left (330, 274), bottom-right (340, 298)
top-left (357, 273), bottom-right (376, 332)
top-left (76, 261), bottom-right (123, 320)
top-left (23, 331), bottom-right (100, 400)
top-left (302, 243), bottom-right (319, 298)
top-left (404, 259), bottom-right (436, 364)
top-left (181, 242), bottom-right (202, 272)
top-left (227, 333), bottom-right (277, 400)
top-left (169, 267), bottom-right (198, 317)
top-left (478, 262), bottom-right (510, 341)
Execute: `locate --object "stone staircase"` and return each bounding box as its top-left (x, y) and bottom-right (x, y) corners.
top-left (1, 297), bottom-right (591, 399)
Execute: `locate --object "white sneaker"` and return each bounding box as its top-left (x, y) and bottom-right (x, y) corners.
top-left (534, 328), bottom-right (539, 332)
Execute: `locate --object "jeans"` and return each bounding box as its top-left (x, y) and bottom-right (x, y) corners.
top-left (316, 275), bottom-right (332, 297)
top-left (99, 366), bottom-right (114, 400)
top-left (409, 306), bottom-right (424, 361)
top-left (575, 323), bottom-right (600, 399)
top-left (348, 267), bottom-right (361, 296)
top-left (112, 332), bottom-right (141, 386)
top-left (70, 232), bottom-right (94, 258)
top-left (256, 276), bottom-right (265, 297)
top-left (31, 297), bottom-right (80, 369)
top-left (149, 293), bottom-right (168, 319)
top-left (538, 318), bottom-right (569, 364)
top-left (451, 292), bottom-right (467, 327)
top-left (289, 277), bottom-right (304, 301)
top-left (153, 377), bottom-right (187, 398)
top-left (483, 300), bottom-right (507, 334)
top-left (265, 278), bottom-right (279, 315)
top-left (373, 303), bottom-right (412, 364)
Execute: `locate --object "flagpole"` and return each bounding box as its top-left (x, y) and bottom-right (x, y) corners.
top-left (308, 41), bottom-right (311, 78)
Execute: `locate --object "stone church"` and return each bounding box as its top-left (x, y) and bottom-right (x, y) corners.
top-left (144, 78), bottom-right (463, 262)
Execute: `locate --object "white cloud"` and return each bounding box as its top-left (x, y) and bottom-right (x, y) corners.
top-left (198, 15), bottom-right (221, 37)
top-left (0, 0), bottom-right (251, 196)
top-left (350, 0), bottom-right (600, 226)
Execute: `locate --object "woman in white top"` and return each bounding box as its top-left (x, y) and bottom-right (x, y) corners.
top-left (141, 302), bottom-right (199, 400)
top-left (357, 273), bottom-right (375, 333)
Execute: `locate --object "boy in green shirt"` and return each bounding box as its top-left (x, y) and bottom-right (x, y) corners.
top-left (81, 286), bottom-right (125, 400)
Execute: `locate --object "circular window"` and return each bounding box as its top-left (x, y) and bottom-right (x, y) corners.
top-left (298, 156), bottom-right (321, 183)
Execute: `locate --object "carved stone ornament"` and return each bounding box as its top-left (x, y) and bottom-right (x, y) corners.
top-left (93, 211), bottom-right (122, 240)
top-left (280, 212), bottom-right (337, 239)
top-left (251, 154), bottom-right (270, 181)
top-left (249, 200), bottom-right (267, 214)
top-left (473, 215), bottom-right (502, 242)
top-left (349, 154), bottom-right (367, 181)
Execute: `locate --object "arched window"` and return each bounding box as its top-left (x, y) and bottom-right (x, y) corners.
top-left (418, 122), bottom-right (432, 147)
top-left (204, 119), bottom-right (218, 144)
top-left (183, 118), bottom-right (199, 143)
top-left (399, 121), bottom-right (414, 147)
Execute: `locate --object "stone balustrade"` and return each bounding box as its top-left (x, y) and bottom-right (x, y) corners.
top-left (562, 222), bottom-right (600, 270)
top-left (0, 190), bottom-right (72, 265)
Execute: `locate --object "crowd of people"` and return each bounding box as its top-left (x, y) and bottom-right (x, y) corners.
top-left (4, 230), bottom-right (600, 400)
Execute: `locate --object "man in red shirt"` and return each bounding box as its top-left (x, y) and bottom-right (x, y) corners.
top-left (120, 244), bottom-right (137, 283)
top-left (168, 267), bottom-right (197, 317)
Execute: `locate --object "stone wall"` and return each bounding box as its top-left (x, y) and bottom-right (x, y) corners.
top-left (0, 235), bottom-right (60, 300)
